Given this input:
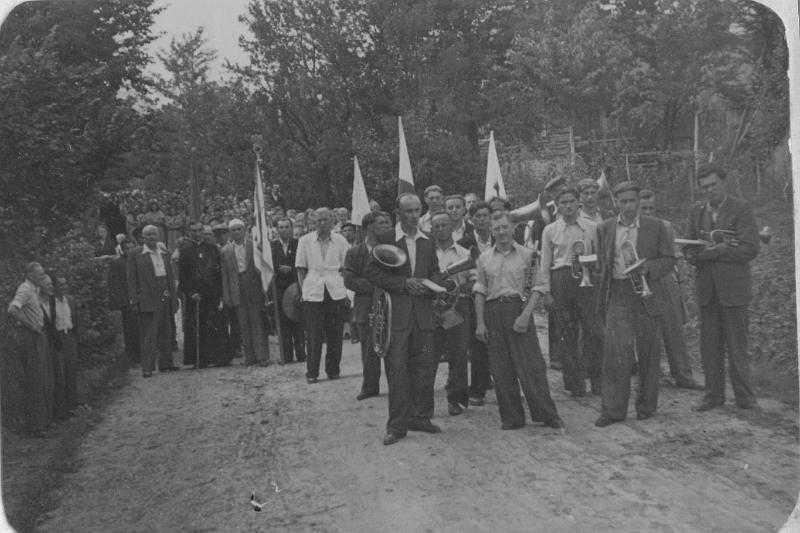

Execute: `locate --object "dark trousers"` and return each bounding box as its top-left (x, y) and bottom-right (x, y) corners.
top-left (433, 297), bottom-right (470, 407)
top-left (56, 331), bottom-right (79, 412)
top-left (50, 343), bottom-right (67, 420)
top-left (139, 289), bottom-right (173, 373)
top-left (601, 280), bottom-right (661, 420)
top-left (384, 324), bottom-right (436, 435)
top-left (700, 288), bottom-right (756, 406)
top-left (547, 311), bottom-right (559, 365)
top-left (227, 305), bottom-right (242, 355)
top-left (236, 278), bottom-right (269, 366)
top-left (550, 268), bottom-right (599, 393)
top-left (19, 328), bottom-right (52, 432)
top-left (277, 286), bottom-right (306, 363)
top-left (120, 308), bottom-right (140, 364)
top-left (485, 299), bottom-right (559, 427)
top-left (356, 322), bottom-right (383, 395)
top-left (467, 299), bottom-right (490, 399)
top-left (659, 276), bottom-right (695, 385)
top-left (303, 290), bottom-right (346, 379)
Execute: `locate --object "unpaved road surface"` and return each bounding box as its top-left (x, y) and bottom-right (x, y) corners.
top-left (34, 315), bottom-right (798, 532)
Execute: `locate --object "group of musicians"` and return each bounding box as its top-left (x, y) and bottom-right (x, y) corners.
top-left (285, 163), bottom-right (760, 446)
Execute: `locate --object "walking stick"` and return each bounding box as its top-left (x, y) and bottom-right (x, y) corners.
top-left (195, 299), bottom-right (200, 369)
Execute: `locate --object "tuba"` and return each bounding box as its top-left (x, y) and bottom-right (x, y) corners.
top-left (369, 244), bottom-right (408, 357)
top-left (620, 240), bottom-right (652, 297)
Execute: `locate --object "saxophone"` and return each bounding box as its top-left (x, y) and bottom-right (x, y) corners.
top-left (520, 247), bottom-right (539, 303)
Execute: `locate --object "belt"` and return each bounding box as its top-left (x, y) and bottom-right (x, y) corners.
top-left (489, 295), bottom-right (522, 303)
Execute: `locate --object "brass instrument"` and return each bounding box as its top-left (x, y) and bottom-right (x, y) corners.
top-left (578, 254), bottom-right (597, 288)
top-left (509, 194), bottom-right (551, 225)
top-left (620, 239), bottom-right (652, 297)
top-left (433, 246), bottom-right (481, 329)
top-left (369, 244), bottom-right (408, 357)
top-left (571, 240), bottom-right (585, 279)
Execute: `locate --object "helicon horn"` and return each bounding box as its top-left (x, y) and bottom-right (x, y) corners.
top-left (509, 194), bottom-right (551, 224)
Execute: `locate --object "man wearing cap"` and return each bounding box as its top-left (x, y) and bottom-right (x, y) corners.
top-left (418, 185), bottom-right (445, 234)
top-left (222, 219), bottom-right (270, 366)
top-left (128, 225), bottom-right (178, 377)
top-left (686, 165), bottom-right (760, 411)
top-left (296, 208), bottom-right (350, 382)
top-left (343, 211), bottom-right (392, 400)
top-left (577, 178), bottom-right (614, 225)
top-left (271, 216), bottom-right (305, 364)
top-left (638, 189), bottom-right (702, 390)
top-left (594, 182), bottom-right (675, 427)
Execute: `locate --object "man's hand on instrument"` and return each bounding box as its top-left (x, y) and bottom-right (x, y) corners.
top-left (513, 313), bottom-right (531, 334)
top-left (277, 265), bottom-right (292, 274)
top-left (475, 322), bottom-right (488, 344)
top-left (404, 277), bottom-right (428, 295)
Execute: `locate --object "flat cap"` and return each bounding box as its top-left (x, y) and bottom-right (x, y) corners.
top-left (611, 180), bottom-right (641, 197)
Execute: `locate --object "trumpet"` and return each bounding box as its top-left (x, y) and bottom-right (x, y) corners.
top-left (578, 253), bottom-right (597, 288)
top-left (571, 240), bottom-right (585, 279)
top-left (620, 240), bottom-right (652, 298)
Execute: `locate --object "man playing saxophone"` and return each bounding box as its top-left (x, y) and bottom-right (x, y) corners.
top-left (366, 193), bottom-right (450, 446)
top-left (474, 211), bottom-right (564, 431)
top-left (594, 182), bottom-right (676, 427)
top-left (343, 211), bottom-right (393, 401)
top-left (534, 187), bottom-right (600, 397)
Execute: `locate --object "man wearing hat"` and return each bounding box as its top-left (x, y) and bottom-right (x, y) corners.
top-left (222, 219), bottom-right (269, 366)
top-left (593, 181), bottom-right (676, 427)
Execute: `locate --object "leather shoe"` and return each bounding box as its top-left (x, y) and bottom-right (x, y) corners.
top-left (469, 397), bottom-right (485, 406)
top-left (636, 412), bottom-right (654, 421)
top-left (408, 420), bottom-right (441, 434)
top-left (594, 416), bottom-right (621, 427)
top-left (448, 402), bottom-right (463, 416)
top-left (328, 374), bottom-right (340, 380)
top-left (383, 432), bottom-right (406, 446)
top-left (692, 399), bottom-right (723, 412)
top-left (357, 392), bottom-right (378, 401)
top-left (543, 418), bottom-right (565, 429)
top-left (501, 422), bottom-right (525, 430)
top-left (306, 377), bottom-right (318, 384)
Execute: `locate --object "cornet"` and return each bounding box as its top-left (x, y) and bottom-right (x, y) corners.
top-left (620, 240), bottom-right (652, 298)
top-left (578, 253), bottom-right (596, 288)
top-left (571, 240), bottom-right (585, 279)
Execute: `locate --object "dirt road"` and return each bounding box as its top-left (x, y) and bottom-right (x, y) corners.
top-left (34, 316), bottom-right (798, 532)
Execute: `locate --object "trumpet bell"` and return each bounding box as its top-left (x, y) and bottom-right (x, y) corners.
top-left (372, 244), bottom-right (408, 268)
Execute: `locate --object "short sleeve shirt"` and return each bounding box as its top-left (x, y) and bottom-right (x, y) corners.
top-left (9, 279), bottom-right (44, 328)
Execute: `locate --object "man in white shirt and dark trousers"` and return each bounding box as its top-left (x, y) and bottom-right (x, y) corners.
top-left (296, 208), bottom-right (350, 383)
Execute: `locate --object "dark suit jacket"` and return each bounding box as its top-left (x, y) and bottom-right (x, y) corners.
top-left (108, 255), bottom-right (130, 310)
top-left (220, 240), bottom-right (264, 307)
top-left (343, 243), bottom-right (374, 324)
top-left (595, 215), bottom-right (676, 317)
top-left (127, 246), bottom-right (177, 313)
top-left (365, 233), bottom-right (444, 331)
top-left (270, 238), bottom-right (299, 292)
top-left (269, 192), bottom-right (286, 211)
top-left (687, 196), bottom-right (759, 307)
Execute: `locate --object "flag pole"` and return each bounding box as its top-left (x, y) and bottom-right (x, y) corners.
top-left (252, 137), bottom-right (285, 365)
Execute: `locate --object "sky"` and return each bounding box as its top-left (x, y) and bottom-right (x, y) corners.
top-left (146, 0), bottom-right (253, 80)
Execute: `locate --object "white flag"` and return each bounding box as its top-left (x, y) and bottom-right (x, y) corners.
top-left (252, 161), bottom-right (274, 293)
top-left (484, 131), bottom-right (507, 201)
top-left (398, 117), bottom-right (415, 196)
top-left (351, 156), bottom-right (371, 226)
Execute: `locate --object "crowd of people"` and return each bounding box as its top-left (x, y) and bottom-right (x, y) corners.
top-left (10, 164), bottom-right (761, 445)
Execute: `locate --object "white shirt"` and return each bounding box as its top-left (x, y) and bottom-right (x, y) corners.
top-left (395, 225), bottom-right (428, 276)
top-left (234, 242), bottom-right (247, 273)
top-left (534, 217), bottom-right (597, 294)
top-left (295, 230), bottom-right (349, 302)
top-left (54, 296), bottom-right (73, 332)
top-left (142, 246), bottom-right (167, 277)
top-left (451, 220), bottom-right (467, 242)
top-left (436, 242), bottom-right (473, 286)
top-left (473, 231), bottom-right (493, 254)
